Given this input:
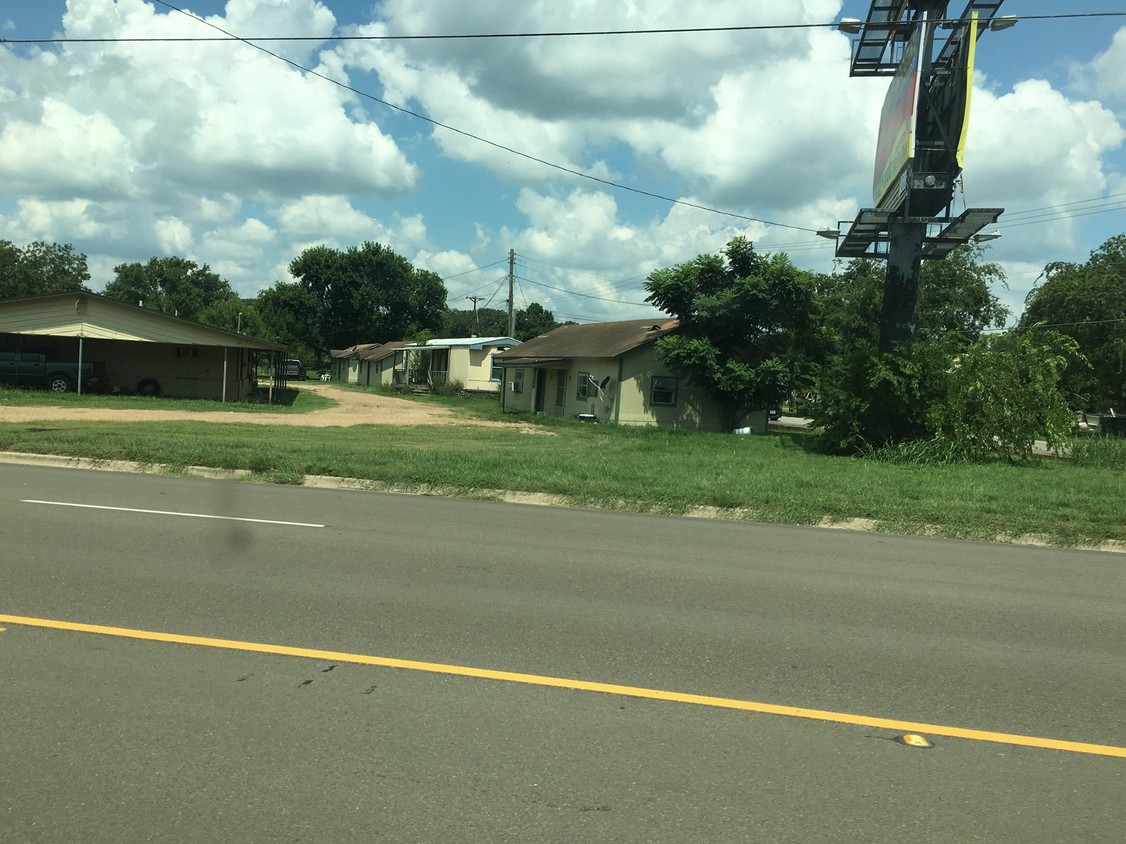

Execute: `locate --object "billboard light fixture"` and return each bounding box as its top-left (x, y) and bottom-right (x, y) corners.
top-left (837, 18), bottom-right (863, 34)
top-left (816, 228), bottom-right (840, 240)
top-left (989, 16), bottom-right (1017, 31)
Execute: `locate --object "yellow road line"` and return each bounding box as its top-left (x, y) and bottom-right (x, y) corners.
top-left (2, 612), bottom-right (1123, 759)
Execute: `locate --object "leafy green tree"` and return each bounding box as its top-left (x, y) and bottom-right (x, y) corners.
top-left (1019, 234), bottom-right (1126, 411)
top-left (644, 236), bottom-right (816, 429)
top-left (197, 298), bottom-right (267, 338)
top-left (514, 302), bottom-right (559, 341)
top-left (928, 329), bottom-right (1079, 459)
top-left (812, 245), bottom-right (1011, 451)
top-left (0, 240), bottom-right (91, 298)
top-left (442, 306), bottom-right (509, 338)
top-left (256, 282), bottom-right (319, 361)
top-left (442, 302), bottom-right (558, 340)
top-left (287, 242), bottom-right (447, 355)
top-left (103, 256), bottom-right (234, 322)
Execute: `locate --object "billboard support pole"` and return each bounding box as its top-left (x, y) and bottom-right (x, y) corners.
top-left (878, 219), bottom-right (927, 353)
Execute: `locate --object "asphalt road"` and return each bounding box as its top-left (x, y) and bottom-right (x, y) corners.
top-left (1, 463), bottom-right (1123, 843)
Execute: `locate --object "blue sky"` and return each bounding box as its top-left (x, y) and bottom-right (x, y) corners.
top-left (2, 1), bottom-right (1123, 328)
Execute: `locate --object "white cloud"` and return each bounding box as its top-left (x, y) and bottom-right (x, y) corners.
top-left (276, 195), bottom-right (393, 242)
top-left (154, 217), bottom-right (193, 255)
top-left (1, 0), bottom-right (419, 212)
top-left (961, 78), bottom-right (1124, 257)
top-left (1088, 27), bottom-right (1126, 102)
top-left (0, 99), bottom-right (137, 200)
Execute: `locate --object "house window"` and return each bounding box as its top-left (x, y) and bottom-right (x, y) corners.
top-left (176, 346), bottom-right (200, 358)
top-left (651, 376), bottom-right (677, 406)
top-left (576, 371), bottom-right (592, 400)
top-left (490, 356), bottom-right (503, 382)
top-left (511, 369), bottom-right (524, 393)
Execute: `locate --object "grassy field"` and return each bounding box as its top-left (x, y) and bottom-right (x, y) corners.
top-left (1, 386), bottom-right (1123, 548)
top-left (0, 386), bottom-right (331, 413)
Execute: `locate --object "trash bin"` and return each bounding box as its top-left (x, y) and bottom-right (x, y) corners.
top-left (1097, 414), bottom-right (1126, 437)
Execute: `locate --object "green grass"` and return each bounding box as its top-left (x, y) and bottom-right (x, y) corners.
top-left (0, 386), bottom-right (333, 413)
top-left (1068, 435), bottom-right (1126, 470)
top-left (1, 389), bottom-right (1123, 548)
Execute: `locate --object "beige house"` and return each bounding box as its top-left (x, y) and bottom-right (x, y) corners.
top-left (329, 341), bottom-right (411, 387)
top-left (0, 292), bottom-right (286, 401)
top-left (494, 319), bottom-right (767, 433)
top-left (394, 336), bottom-right (520, 393)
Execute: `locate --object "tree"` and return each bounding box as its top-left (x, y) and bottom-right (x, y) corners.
top-left (514, 302), bottom-right (559, 341)
top-left (197, 298), bottom-right (267, 338)
top-left (928, 329), bottom-right (1079, 459)
top-left (1019, 234), bottom-right (1126, 411)
top-left (811, 245), bottom-right (1011, 451)
top-left (442, 301), bottom-right (559, 340)
top-left (256, 282), bottom-right (320, 362)
top-left (0, 240), bottom-right (91, 298)
top-left (644, 236), bottom-right (816, 429)
top-left (103, 256), bottom-right (235, 322)
top-left (442, 306), bottom-right (509, 338)
top-left (287, 242), bottom-right (447, 356)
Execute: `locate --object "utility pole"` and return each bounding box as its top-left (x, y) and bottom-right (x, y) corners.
top-left (465, 296), bottom-right (482, 335)
top-left (506, 248), bottom-right (516, 338)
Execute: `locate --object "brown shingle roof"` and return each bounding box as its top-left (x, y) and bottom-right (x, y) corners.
top-left (358, 340), bottom-right (410, 362)
top-left (330, 342), bottom-right (382, 359)
top-left (494, 318), bottom-right (678, 363)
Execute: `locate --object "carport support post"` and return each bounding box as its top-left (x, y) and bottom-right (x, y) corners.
top-left (221, 347), bottom-right (228, 403)
top-left (76, 336), bottom-right (84, 396)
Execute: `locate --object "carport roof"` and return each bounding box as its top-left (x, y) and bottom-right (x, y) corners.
top-left (0, 292), bottom-right (287, 351)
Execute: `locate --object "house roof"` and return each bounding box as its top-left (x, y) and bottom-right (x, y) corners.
top-left (403, 336), bottom-right (520, 351)
top-left (330, 342), bottom-right (382, 359)
top-left (358, 340), bottom-right (410, 362)
top-left (494, 318), bottom-right (679, 365)
top-left (0, 291), bottom-right (287, 351)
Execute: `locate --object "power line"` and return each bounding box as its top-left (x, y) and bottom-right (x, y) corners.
top-left (518, 273), bottom-right (650, 307)
top-left (439, 258), bottom-right (508, 281)
top-left (999, 191), bottom-right (1126, 220)
top-left (5, 12), bottom-right (1123, 44)
top-left (131, 1), bottom-right (819, 234)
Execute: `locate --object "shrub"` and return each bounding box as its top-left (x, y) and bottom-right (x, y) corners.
top-left (431, 378), bottom-right (464, 397)
top-left (1068, 435), bottom-right (1126, 470)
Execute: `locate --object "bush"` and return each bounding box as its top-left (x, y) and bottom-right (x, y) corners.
top-left (431, 378), bottom-right (464, 397)
top-left (814, 331), bottom-right (1078, 460)
top-left (859, 436), bottom-right (979, 465)
top-left (1068, 436), bottom-right (1126, 470)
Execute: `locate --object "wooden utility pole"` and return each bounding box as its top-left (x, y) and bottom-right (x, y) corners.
top-left (465, 296), bottom-right (483, 334)
top-left (506, 248), bottom-right (516, 338)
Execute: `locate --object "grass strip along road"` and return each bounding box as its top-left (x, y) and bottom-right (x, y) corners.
top-left (1, 386), bottom-right (1124, 548)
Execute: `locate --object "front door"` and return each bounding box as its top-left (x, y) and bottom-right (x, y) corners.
top-left (534, 369), bottom-right (546, 413)
top-left (554, 368), bottom-right (567, 413)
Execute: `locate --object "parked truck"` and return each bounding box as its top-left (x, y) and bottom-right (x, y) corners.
top-left (0, 351), bottom-right (105, 393)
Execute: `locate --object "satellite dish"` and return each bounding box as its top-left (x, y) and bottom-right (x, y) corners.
top-left (600, 376), bottom-right (611, 391)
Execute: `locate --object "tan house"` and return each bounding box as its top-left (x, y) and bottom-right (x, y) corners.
top-left (394, 336), bottom-right (520, 393)
top-left (329, 342), bottom-right (382, 383)
top-left (494, 319), bottom-right (767, 433)
top-left (0, 291), bottom-right (286, 401)
top-left (329, 341), bottom-right (411, 387)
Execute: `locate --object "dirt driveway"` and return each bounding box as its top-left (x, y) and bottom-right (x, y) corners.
top-left (0, 382), bottom-right (513, 429)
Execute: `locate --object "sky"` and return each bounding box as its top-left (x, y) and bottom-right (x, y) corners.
top-left (1, 0), bottom-right (1124, 329)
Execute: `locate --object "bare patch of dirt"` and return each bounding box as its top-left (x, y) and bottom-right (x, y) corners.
top-left (0, 382), bottom-right (547, 432)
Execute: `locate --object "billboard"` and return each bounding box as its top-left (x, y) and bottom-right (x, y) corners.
top-left (955, 12), bottom-right (979, 169)
top-left (872, 23), bottom-right (924, 209)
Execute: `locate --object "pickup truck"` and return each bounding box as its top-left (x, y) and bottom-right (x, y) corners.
top-left (0, 351), bottom-right (105, 393)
